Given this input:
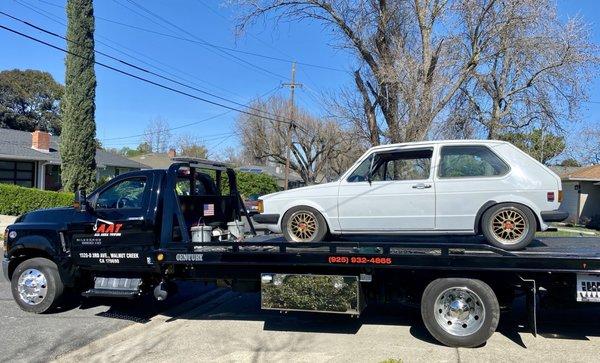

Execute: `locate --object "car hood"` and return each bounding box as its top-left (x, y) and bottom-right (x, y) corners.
top-left (261, 181), bottom-right (339, 200)
top-left (16, 206), bottom-right (77, 224)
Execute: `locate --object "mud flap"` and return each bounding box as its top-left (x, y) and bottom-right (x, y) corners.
top-left (519, 276), bottom-right (537, 337)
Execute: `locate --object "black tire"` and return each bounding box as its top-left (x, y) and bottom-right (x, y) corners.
top-left (481, 203), bottom-right (536, 251)
top-left (11, 258), bottom-right (65, 314)
top-left (282, 206), bottom-right (328, 243)
top-left (421, 278), bottom-right (500, 348)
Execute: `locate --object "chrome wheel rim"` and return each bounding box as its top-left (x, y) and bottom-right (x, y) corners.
top-left (490, 208), bottom-right (529, 245)
top-left (287, 211), bottom-right (318, 242)
top-left (434, 287), bottom-right (485, 336)
top-left (17, 268), bottom-right (48, 306)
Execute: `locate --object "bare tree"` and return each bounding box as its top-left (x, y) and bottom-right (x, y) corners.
top-left (232, 0), bottom-right (496, 144)
top-left (569, 126), bottom-right (600, 165)
top-left (175, 134), bottom-right (208, 158)
top-left (237, 96), bottom-right (358, 184)
top-left (143, 117), bottom-right (172, 153)
top-left (453, 0), bottom-right (599, 139)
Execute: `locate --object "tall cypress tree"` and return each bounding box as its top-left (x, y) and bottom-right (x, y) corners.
top-left (60, 0), bottom-right (97, 192)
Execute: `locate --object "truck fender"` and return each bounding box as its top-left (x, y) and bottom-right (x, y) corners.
top-left (7, 236), bottom-right (74, 285)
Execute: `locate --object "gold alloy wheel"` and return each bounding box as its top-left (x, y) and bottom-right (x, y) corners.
top-left (287, 210), bottom-right (318, 242)
top-left (491, 208), bottom-right (529, 245)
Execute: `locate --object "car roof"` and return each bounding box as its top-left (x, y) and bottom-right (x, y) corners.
top-left (368, 139), bottom-right (508, 152)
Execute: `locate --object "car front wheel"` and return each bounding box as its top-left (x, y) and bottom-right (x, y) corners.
top-left (282, 206), bottom-right (328, 243)
top-left (481, 203), bottom-right (537, 250)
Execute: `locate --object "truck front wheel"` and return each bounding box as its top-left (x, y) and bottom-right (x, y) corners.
top-left (11, 257), bottom-right (65, 314)
top-left (421, 278), bottom-right (500, 347)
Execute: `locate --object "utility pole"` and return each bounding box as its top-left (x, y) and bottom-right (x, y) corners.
top-left (282, 62), bottom-right (302, 190)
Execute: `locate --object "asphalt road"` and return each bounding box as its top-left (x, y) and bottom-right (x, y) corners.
top-left (0, 259), bottom-right (214, 363)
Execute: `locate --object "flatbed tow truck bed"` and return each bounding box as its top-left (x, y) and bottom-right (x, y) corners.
top-left (159, 236), bottom-right (600, 273)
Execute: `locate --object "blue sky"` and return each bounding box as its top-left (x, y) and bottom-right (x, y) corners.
top-left (0, 0), bottom-right (598, 156)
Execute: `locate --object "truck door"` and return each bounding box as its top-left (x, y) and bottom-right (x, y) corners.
top-left (70, 173), bottom-right (156, 269)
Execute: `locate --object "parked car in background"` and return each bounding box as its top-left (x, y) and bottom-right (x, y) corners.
top-left (244, 194), bottom-right (261, 215)
top-left (254, 140), bottom-right (568, 250)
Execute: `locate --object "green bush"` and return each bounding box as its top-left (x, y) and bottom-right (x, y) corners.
top-left (235, 172), bottom-right (279, 197)
top-left (0, 184), bottom-right (73, 216)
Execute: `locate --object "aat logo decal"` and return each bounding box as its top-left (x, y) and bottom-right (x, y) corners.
top-left (93, 219), bottom-right (123, 237)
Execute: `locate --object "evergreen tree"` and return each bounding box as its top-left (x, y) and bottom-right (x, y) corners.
top-left (60, 0), bottom-right (97, 192)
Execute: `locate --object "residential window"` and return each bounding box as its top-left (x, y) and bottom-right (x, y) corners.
top-left (439, 145), bottom-right (509, 178)
top-left (0, 161), bottom-right (35, 187)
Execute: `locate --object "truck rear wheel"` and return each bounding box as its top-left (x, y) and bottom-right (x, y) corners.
top-left (11, 258), bottom-right (65, 314)
top-left (421, 278), bottom-right (499, 347)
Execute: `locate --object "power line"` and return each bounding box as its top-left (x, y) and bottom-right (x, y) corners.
top-left (119, 0), bottom-right (288, 80)
top-left (17, 0), bottom-right (255, 100)
top-left (0, 11), bottom-right (290, 122)
top-left (194, 0), bottom-right (348, 73)
top-left (100, 85), bottom-right (281, 142)
top-left (13, 0), bottom-right (249, 100)
top-left (0, 25), bottom-right (302, 129)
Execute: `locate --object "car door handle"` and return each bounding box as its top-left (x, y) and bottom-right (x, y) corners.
top-left (412, 183), bottom-right (432, 189)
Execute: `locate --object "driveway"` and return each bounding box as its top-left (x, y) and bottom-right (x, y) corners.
top-left (56, 291), bottom-right (600, 363)
top-left (0, 253), bottom-right (215, 362)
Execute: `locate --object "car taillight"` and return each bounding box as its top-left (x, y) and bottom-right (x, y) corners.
top-left (2, 229), bottom-right (7, 252)
top-left (558, 190), bottom-right (563, 203)
top-left (257, 200), bottom-right (264, 213)
top-left (547, 192), bottom-right (555, 202)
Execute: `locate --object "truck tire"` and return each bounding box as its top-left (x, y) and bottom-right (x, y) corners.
top-left (11, 258), bottom-right (65, 314)
top-left (421, 278), bottom-right (499, 347)
top-left (282, 206), bottom-right (328, 243)
top-left (481, 203), bottom-right (536, 250)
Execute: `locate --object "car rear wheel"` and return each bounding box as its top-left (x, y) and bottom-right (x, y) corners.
top-left (282, 206), bottom-right (328, 243)
top-left (482, 203), bottom-right (536, 250)
top-left (11, 257), bottom-right (65, 314)
top-left (421, 278), bottom-right (500, 347)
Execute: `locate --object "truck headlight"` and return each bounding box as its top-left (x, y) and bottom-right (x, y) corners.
top-left (257, 200), bottom-right (264, 213)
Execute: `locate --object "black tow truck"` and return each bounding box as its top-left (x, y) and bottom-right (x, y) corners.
top-left (2, 158), bottom-right (600, 348)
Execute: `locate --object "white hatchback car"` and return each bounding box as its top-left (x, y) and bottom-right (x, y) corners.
top-left (253, 140), bottom-right (568, 250)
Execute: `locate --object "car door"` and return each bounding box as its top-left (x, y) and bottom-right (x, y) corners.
top-left (70, 172), bottom-right (156, 270)
top-left (337, 147), bottom-right (436, 232)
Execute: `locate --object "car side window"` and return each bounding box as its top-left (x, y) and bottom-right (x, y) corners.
top-left (96, 177), bottom-right (147, 209)
top-left (439, 145), bottom-right (509, 178)
top-left (347, 155), bottom-right (373, 182)
top-left (371, 149), bottom-right (432, 181)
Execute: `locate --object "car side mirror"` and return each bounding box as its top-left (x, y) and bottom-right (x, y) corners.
top-left (74, 189), bottom-right (88, 212)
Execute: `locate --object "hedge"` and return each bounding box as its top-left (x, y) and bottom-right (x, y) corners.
top-left (235, 172), bottom-right (279, 197)
top-left (0, 184), bottom-right (73, 216)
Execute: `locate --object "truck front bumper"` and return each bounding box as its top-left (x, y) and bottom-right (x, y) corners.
top-left (541, 210), bottom-right (569, 222)
top-left (2, 258), bottom-right (9, 282)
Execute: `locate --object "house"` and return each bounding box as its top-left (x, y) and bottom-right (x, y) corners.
top-left (0, 129), bottom-right (145, 191)
top-left (128, 149), bottom-right (179, 169)
top-left (237, 164), bottom-right (305, 190)
top-left (551, 165), bottom-right (600, 224)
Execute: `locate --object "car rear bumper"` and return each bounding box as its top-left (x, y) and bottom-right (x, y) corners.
top-left (252, 213), bottom-right (280, 225)
top-left (2, 258), bottom-right (9, 282)
top-left (541, 210), bottom-right (569, 222)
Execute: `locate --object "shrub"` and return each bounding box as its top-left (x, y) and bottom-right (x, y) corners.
top-left (0, 184), bottom-right (73, 216)
top-left (235, 172), bottom-right (279, 197)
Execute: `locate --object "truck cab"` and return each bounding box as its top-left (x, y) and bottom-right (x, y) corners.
top-left (2, 158), bottom-right (252, 313)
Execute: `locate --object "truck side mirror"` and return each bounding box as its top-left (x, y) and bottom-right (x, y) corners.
top-left (74, 189), bottom-right (88, 212)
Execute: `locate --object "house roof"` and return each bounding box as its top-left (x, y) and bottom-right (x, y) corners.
top-left (0, 128), bottom-right (145, 169)
top-left (554, 164), bottom-right (600, 182)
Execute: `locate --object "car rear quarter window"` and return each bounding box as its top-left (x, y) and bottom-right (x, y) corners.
top-left (439, 145), bottom-right (509, 178)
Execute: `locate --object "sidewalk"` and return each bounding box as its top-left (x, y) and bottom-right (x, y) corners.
top-left (0, 215), bottom-right (16, 231)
